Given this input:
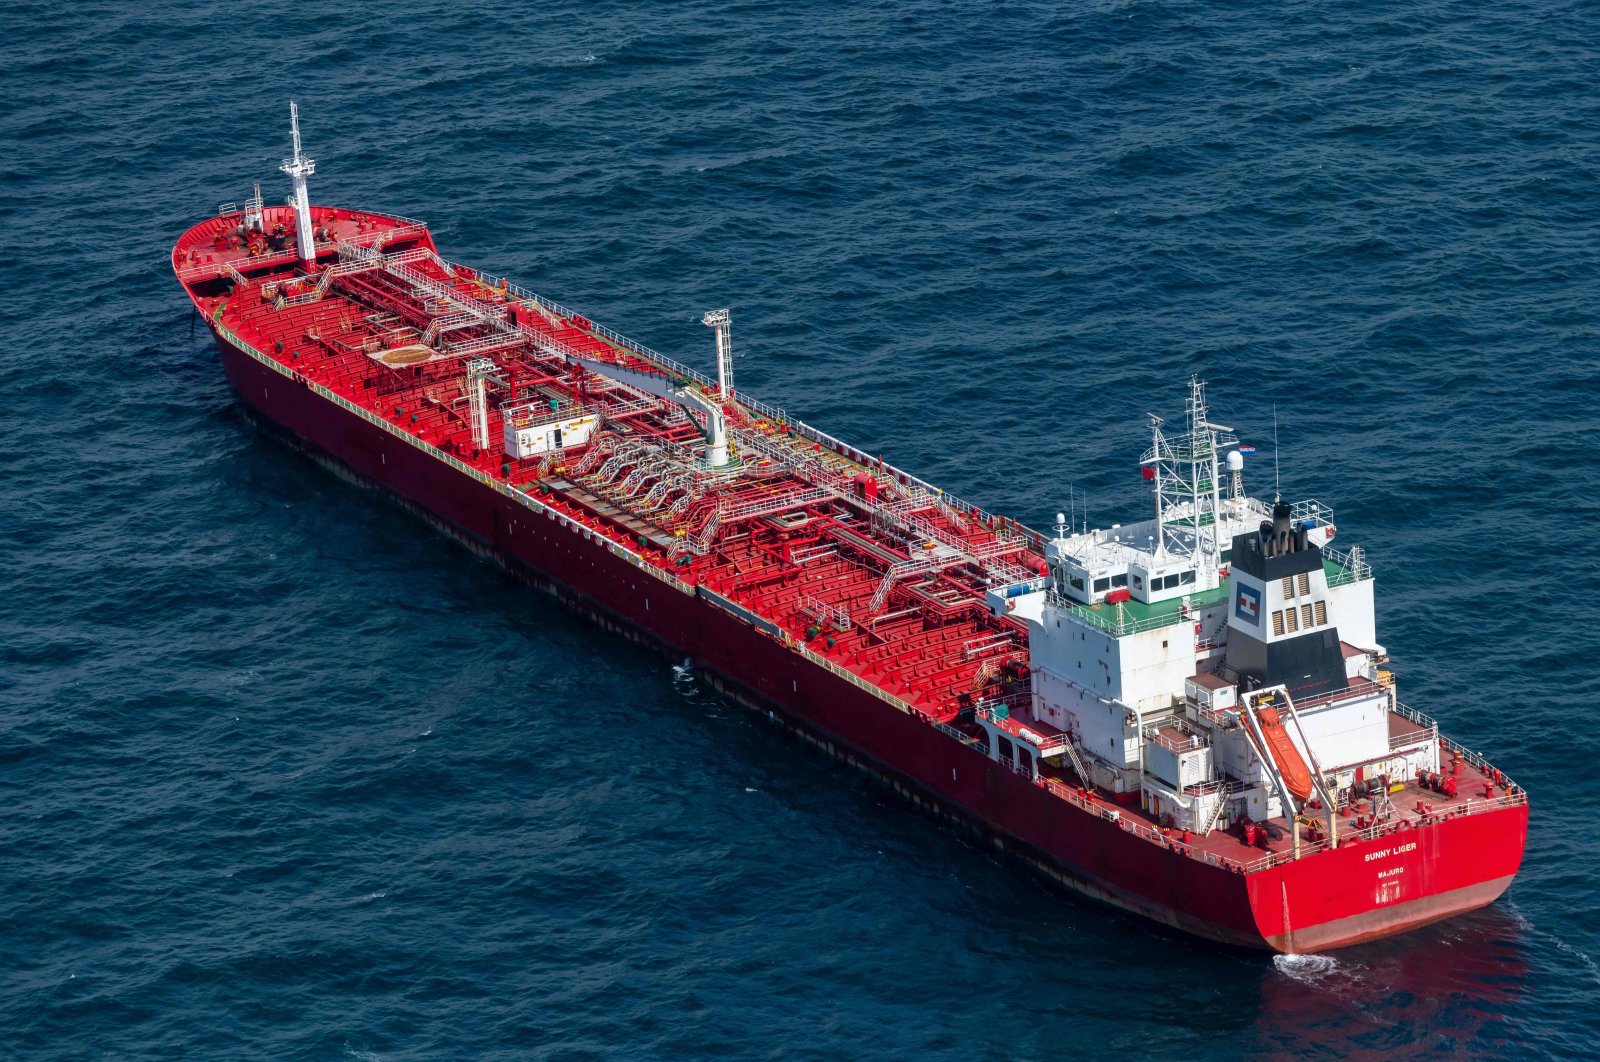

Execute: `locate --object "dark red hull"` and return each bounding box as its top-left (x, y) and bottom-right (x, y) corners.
top-left (204, 323), bottom-right (1527, 952)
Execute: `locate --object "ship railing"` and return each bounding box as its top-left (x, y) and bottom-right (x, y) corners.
top-left (978, 707), bottom-right (1527, 875)
top-left (736, 428), bottom-right (1020, 587)
top-left (1226, 782), bottom-right (1531, 873)
top-left (984, 561), bottom-right (1044, 589)
top-left (437, 256), bottom-right (1048, 550)
top-left (962, 634), bottom-right (1016, 660)
top-left (1392, 699), bottom-right (1441, 754)
top-left (718, 485), bottom-right (833, 525)
top-left (973, 693), bottom-right (1032, 718)
top-left (783, 639), bottom-right (966, 734)
top-left (798, 594), bottom-right (852, 632)
top-left (490, 259), bottom-right (1045, 553)
top-left (885, 468), bottom-right (1046, 552)
top-left (1393, 700), bottom-right (1438, 733)
top-left (875, 501), bottom-right (970, 557)
top-left (929, 718), bottom-right (989, 753)
top-left (452, 266), bottom-right (731, 397)
top-left (179, 219), bottom-right (426, 285)
top-left (1187, 776), bottom-right (1246, 799)
top-left (789, 543), bottom-right (839, 567)
top-left (209, 200), bottom-right (427, 229)
top-left (1295, 679), bottom-right (1388, 714)
top-left (1323, 545), bottom-right (1372, 586)
top-left (176, 257), bottom-right (255, 285)
top-left (977, 704), bottom-right (1066, 755)
top-left (1438, 732), bottom-right (1522, 795)
top-left (1289, 499), bottom-right (1336, 527)
top-left (1143, 718), bottom-right (1208, 755)
top-left (1390, 730), bottom-right (1427, 753)
top-left (338, 221), bottom-right (430, 250)
top-left (1033, 773), bottom-right (1199, 857)
top-left (1045, 591), bottom-right (1202, 637)
top-left (1013, 706), bottom-right (1517, 875)
top-left (869, 553), bottom-right (959, 614)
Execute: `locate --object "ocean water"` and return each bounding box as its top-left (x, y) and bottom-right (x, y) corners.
top-left (3, 0), bottom-right (1599, 1057)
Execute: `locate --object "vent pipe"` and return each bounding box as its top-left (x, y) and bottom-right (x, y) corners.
top-left (703, 308), bottom-right (732, 400)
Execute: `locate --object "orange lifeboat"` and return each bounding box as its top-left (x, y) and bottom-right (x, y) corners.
top-left (1256, 706), bottom-right (1314, 802)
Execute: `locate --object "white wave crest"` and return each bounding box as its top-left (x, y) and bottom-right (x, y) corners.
top-left (1272, 952), bottom-right (1340, 984)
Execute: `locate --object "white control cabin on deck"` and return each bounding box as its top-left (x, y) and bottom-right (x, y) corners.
top-left (981, 379), bottom-right (1429, 842)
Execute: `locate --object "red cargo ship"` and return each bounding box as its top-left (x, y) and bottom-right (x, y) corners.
top-left (171, 106), bottom-right (1527, 952)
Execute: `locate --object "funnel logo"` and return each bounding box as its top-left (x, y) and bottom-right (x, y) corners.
top-left (1235, 584), bottom-right (1261, 625)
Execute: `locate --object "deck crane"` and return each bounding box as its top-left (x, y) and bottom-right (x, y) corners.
top-left (568, 355), bottom-right (731, 468)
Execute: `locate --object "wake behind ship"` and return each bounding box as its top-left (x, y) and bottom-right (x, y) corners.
top-left (171, 106), bottom-right (1528, 953)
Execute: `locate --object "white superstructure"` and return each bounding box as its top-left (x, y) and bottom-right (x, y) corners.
top-left (985, 380), bottom-right (1437, 843)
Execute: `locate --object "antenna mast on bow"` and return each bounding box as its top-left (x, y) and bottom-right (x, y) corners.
top-left (280, 101), bottom-right (318, 267)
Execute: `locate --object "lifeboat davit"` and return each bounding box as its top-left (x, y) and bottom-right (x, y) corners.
top-left (1257, 706), bottom-right (1314, 802)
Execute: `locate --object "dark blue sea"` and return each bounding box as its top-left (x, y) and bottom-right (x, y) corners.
top-left (5, 1), bottom-right (1599, 1057)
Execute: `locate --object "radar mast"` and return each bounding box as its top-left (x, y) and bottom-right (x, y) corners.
top-left (280, 101), bottom-right (317, 267)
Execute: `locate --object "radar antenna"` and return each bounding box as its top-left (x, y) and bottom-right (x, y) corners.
top-left (1141, 377), bottom-right (1237, 575)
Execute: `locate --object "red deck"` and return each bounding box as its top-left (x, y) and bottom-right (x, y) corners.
top-left (179, 205), bottom-right (1041, 726)
top-left (173, 206), bottom-right (1529, 950)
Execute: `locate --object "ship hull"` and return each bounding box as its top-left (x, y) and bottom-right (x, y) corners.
top-left (207, 325), bottom-right (1527, 953)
